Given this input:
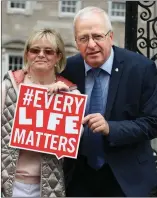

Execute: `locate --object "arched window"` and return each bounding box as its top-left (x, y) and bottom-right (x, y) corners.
top-left (2, 40), bottom-right (25, 78)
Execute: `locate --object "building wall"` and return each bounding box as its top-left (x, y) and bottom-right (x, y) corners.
top-left (2, 0), bottom-right (126, 48)
top-left (2, 1), bottom-right (156, 62)
top-left (2, 1), bottom-right (75, 50)
top-left (2, 0), bottom-right (126, 78)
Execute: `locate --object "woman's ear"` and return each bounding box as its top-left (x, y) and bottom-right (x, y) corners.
top-left (24, 51), bottom-right (28, 64)
top-left (57, 53), bottom-right (62, 62)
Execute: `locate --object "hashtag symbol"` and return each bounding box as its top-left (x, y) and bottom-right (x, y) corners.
top-left (23, 89), bottom-right (34, 106)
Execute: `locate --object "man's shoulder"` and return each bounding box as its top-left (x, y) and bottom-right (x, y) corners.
top-left (62, 53), bottom-right (84, 77)
top-left (114, 46), bottom-right (154, 65)
top-left (67, 53), bottom-right (83, 64)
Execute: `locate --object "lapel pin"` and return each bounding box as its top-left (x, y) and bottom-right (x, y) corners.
top-left (115, 68), bottom-right (119, 72)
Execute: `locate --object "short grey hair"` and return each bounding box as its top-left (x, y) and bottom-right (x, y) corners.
top-left (23, 28), bottom-right (66, 74)
top-left (73, 6), bottom-right (113, 33)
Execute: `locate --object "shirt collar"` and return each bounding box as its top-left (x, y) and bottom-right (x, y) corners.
top-left (84, 47), bottom-right (114, 76)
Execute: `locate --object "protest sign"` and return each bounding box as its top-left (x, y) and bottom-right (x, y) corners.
top-left (9, 84), bottom-right (87, 159)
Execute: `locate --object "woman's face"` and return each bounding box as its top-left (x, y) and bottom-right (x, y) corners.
top-left (26, 38), bottom-right (61, 72)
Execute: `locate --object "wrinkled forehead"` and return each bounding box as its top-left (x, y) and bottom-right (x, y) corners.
top-left (27, 34), bottom-right (58, 49)
top-left (75, 14), bottom-right (107, 36)
top-left (76, 9), bottom-right (105, 22)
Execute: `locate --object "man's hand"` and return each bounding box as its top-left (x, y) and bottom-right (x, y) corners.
top-left (82, 113), bottom-right (109, 136)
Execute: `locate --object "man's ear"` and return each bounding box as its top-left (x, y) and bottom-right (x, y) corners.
top-left (76, 43), bottom-right (79, 50)
top-left (109, 31), bottom-right (114, 46)
top-left (75, 38), bottom-right (79, 50)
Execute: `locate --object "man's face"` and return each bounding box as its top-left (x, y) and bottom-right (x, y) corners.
top-left (75, 13), bottom-right (113, 68)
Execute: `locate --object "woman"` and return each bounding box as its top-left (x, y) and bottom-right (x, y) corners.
top-left (1, 28), bottom-right (79, 197)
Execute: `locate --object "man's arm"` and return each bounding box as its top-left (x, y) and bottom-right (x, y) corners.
top-left (107, 62), bottom-right (157, 146)
top-left (83, 61), bottom-right (157, 146)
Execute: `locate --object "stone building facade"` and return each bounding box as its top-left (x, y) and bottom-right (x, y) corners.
top-left (2, 0), bottom-right (126, 77)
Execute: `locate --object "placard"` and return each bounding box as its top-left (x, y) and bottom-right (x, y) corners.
top-left (9, 84), bottom-right (87, 159)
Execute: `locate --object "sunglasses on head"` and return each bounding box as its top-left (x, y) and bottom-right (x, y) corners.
top-left (28, 47), bottom-right (56, 56)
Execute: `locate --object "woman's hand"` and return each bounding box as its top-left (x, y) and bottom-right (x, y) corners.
top-left (47, 81), bottom-right (70, 95)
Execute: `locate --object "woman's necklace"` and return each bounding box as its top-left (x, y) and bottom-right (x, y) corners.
top-left (27, 74), bottom-right (57, 85)
top-left (27, 75), bottom-right (37, 84)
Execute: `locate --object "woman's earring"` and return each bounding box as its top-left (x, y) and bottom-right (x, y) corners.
top-left (55, 63), bottom-right (59, 67)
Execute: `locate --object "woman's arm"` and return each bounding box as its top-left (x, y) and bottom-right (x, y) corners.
top-left (1, 81), bottom-right (6, 111)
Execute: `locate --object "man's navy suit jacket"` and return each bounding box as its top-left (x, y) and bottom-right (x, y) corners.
top-left (61, 46), bottom-right (157, 196)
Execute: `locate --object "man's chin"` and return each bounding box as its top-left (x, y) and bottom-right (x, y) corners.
top-left (86, 59), bottom-right (102, 67)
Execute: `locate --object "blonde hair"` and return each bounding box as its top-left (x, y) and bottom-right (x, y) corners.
top-left (23, 28), bottom-right (66, 73)
top-left (73, 6), bottom-right (113, 33)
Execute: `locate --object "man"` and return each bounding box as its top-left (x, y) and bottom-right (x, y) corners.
top-left (61, 7), bottom-right (157, 197)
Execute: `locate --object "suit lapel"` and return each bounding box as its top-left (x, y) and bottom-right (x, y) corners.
top-left (74, 49), bottom-right (124, 119)
top-left (105, 46), bottom-right (124, 120)
top-left (75, 54), bottom-right (86, 94)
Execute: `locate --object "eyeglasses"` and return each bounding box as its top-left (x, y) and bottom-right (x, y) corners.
top-left (28, 47), bottom-right (56, 56)
top-left (76, 30), bottom-right (111, 44)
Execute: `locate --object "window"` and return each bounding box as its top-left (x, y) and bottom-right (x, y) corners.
top-left (59, 0), bottom-right (81, 17)
top-left (9, 0), bottom-right (26, 9)
top-left (108, 1), bottom-right (125, 22)
top-left (2, 40), bottom-right (25, 77)
top-left (7, 0), bottom-right (32, 15)
top-left (9, 55), bottom-right (23, 71)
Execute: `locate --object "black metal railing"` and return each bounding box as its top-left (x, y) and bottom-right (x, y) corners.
top-left (125, 1), bottom-right (157, 62)
top-left (125, 1), bottom-right (157, 172)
